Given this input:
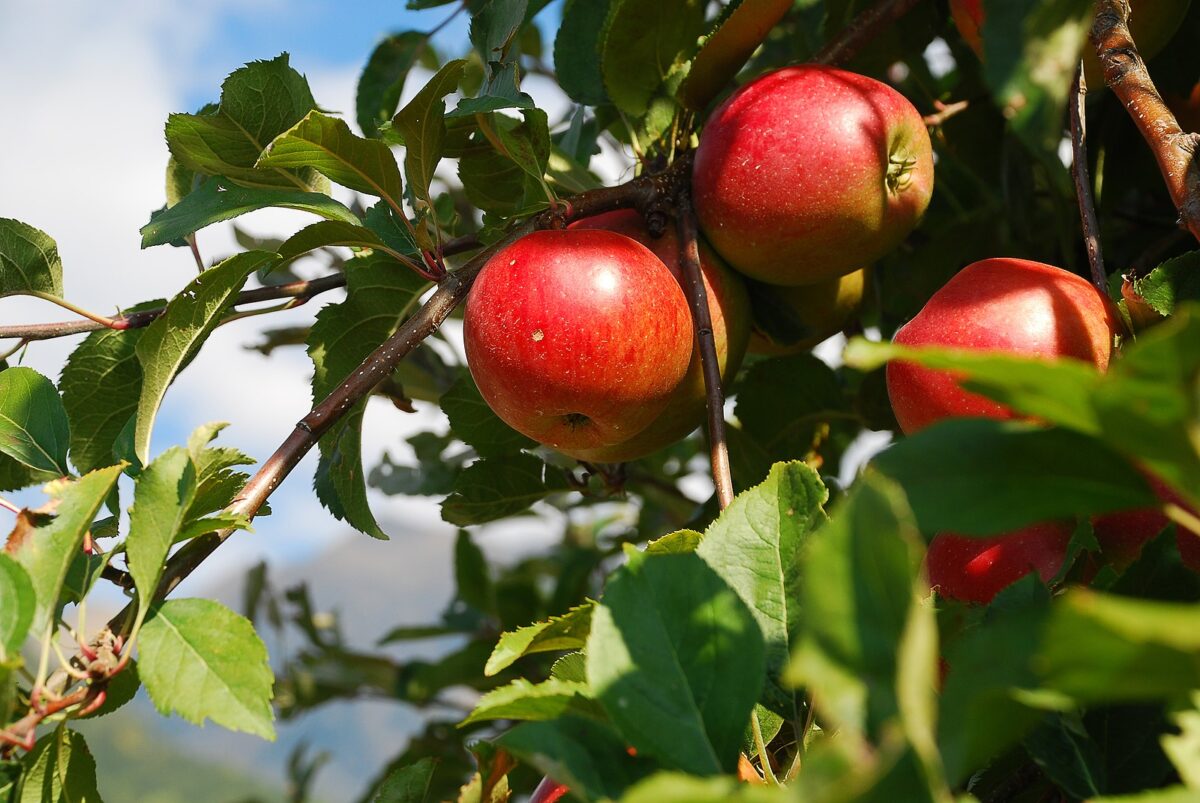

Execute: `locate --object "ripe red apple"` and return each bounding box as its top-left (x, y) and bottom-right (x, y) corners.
top-left (464, 229), bottom-right (693, 457)
top-left (530, 777), bottom-right (569, 803)
top-left (886, 258), bottom-right (1119, 435)
top-left (949, 0), bottom-right (1191, 89)
top-left (1093, 473), bottom-right (1200, 570)
top-left (566, 210), bottom-right (750, 463)
top-left (927, 522), bottom-right (1074, 605)
top-left (747, 269), bottom-right (866, 355)
top-left (692, 65), bottom-right (933, 286)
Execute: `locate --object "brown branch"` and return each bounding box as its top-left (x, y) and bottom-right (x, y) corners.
top-left (675, 191), bottom-right (734, 510)
top-left (812, 0), bottom-right (923, 66)
top-left (1069, 62), bottom-right (1106, 290)
top-left (923, 99), bottom-right (970, 128)
top-left (1092, 0), bottom-right (1200, 243)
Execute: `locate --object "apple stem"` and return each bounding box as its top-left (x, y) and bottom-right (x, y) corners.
top-left (1092, 0), bottom-right (1200, 245)
top-left (1068, 61), bottom-right (1106, 291)
top-left (676, 192), bottom-right (735, 510)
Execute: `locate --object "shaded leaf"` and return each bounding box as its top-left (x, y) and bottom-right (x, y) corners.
top-left (441, 373), bottom-right (535, 458)
top-left (0, 218), bottom-right (62, 299)
top-left (357, 31), bottom-right (432, 138)
top-left (441, 453), bottom-right (570, 526)
top-left (17, 728), bottom-right (102, 803)
top-left (0, 554), bottom-right (34, 660)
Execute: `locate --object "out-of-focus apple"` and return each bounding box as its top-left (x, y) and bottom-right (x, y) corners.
top-left (927, 522), bottom-right (1075, 604)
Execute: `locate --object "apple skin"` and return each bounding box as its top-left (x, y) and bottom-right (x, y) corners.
top-left (748, 269), bottom-right (866, 355)
top-left (464, 229), bottom-right (694, 457)
top-left (1092, 473), bottom-right (1200, 570)
top-left (949, 0), bottom-right (1191, 89)
top-left (566, 211), bottom-right (751, 463)
top-left (927, 522), bottom-right (1074, 605)
top-left (692, 65), bottom-right (934, 286)
top-left (886, 258), bottom-right (1119, 435)
top-left (530, 778), bottom-right (569, 803)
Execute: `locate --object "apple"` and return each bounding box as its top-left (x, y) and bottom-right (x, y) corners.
top-left (564, 210), bottom-right (750, 463)
top-left (949, 0), bottom-right (1191, 89)
top-left (926, 522), bottom-right (1074, 604)
top-left (464, 229), bottom-right (694, 457)
top-left (692, 65), bottom-right (934, 286)
top-left (1093, 473), bottom-right (1200, 570)
top-left (530, 777), bottom-right (569, 803)
top-left (747, 269), bottom-right (866, 355)
top-left (886, 258), bottom-right (1119, 435)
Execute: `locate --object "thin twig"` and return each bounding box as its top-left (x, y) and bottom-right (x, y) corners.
top-left (0, 235), bottom-right (484, 344)
top-left (812, 0), bottom-right (923, 66)
top-left (1069, 61), bottom-right (1106, 290)
top-left (0, 497), bottom-right (19, 515)
top-left (923, 99), bottom-right (970, 128)
top-left (1092, 0), bottom-right (1200, 243)
top-left (675, 191), bottom-right (734, 510)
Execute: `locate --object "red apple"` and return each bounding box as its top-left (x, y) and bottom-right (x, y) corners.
top-left (949, 0), bottom-right (1191, 89)
top-left (747, 269), bottom-right (866, 355)
top-left (565, 211), bottom-right (750, 462)
top-left (530, 777), bottom-right (569, 803)
top-left (1093, 473), bottom-right (1200, 570)
top-left (886, 258), bottom-right (1119, 435)
top-left (464, 229), bottom-right (693, 457)
top-left (927, 522), bottom-right (1074, 605)
top-left (692, 65), bottom-right (934, 286)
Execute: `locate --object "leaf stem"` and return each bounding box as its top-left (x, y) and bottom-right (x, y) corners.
top-left (751, 708), bottom-right (779, 785)
top-left (24, 291), bottom-right (124, 330)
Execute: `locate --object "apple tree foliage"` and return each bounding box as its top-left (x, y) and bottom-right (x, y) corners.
top-left (2, 0), bottom-right (1200, 801)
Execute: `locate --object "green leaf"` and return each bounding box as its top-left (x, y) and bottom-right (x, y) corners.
top-left (619, 772), bottom-right (793, 803)
top-left (787, 475), bottom-right (927, 738)
top-left (0, 218), bottom-right (63, 299)
top-left (479, 108), bottom-right (551, 189)
top-left (733, 355), bottom-right (846, 464)
top-left (646, 529), bottom-right (703, 554)
top-left (0, 368), bottom-right (71, 476)
top-left (257, 110), bottom-right (404, 203)
top-left (187, 443), bottom-right (256, 520)
top-left (126, 447), bottom-right (197, 617)
top-left (457, 136), bottom-right (546, 216)
top-left (872, 420), bottom-right (1155, 536)
top-left (1022, 713), bottom-right (1106, 799)
top-left (470, 0), bottom-right (528, 66)
top-left (374, 756), bottom-right (436, 803)
top-left (17, 728), bottom-right (102, 803)
top-left (10, 466), bottom-right (123, 633)
top-left (1130, 251), bottom-right (1200, 318)
top-left (141, 177), bottom-right (359, 248)
top-left (60, 309), bottom-right (153, 474)
top-left (980, 0), bottom-right (1094, 176)
top-left (441, 373), bottom-right (535, 458)
top-left (0, 554), bottom-right (34, 661)
top-left (587, 550), bottom-right (765, 774)
top-left (485, 601), bottom-right (595, 676)
top-left (554, 0), bottom-right (613, 105)
top-left (696, 461), bottom-right (827, 718)
top-left (1163, 691), bottom-right (1200, 789)
top-left (356, 31), bottom-right (432, 138)
top-left (441, 453), bottom-right (571, 526)
top-left (462, 677), bottom-right (602, 725)
top-left (165, 54), bottom-right (323, 190)
top-left (843, 337), bottom-right (1103, 435)
top-left (307, 253), bottom-right (429, 538)
top-left (937, 578), bottom-right (1050, 783)
top-left (1037, 590), bottom-right (1200, 703)
top-left (138, 598), bottom-right (275, 739)
top-left (133, 251), bottom-right (273, 465)
top-left (496, 717), bottom-right (654, 801)
top-left (679, 0), bottom-right (793, 111)
top-left (599, 0), bottom-right (707, 116)
top-left (277, 220), bottom-right (413, 267)
top-left (392, 59), bottom-right (466, 236)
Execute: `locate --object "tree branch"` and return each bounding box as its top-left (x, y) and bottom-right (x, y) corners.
top-left (0, 235), bottom-right (485, 344)
top-left (812, 0), bottom-right (923, 66)
top-left (1069, 62), bottom-right (1106, 290)
top-left (676, 191), bottom-right (734, 510)
top-left (1092, 0), bottom-right (1200, 243)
